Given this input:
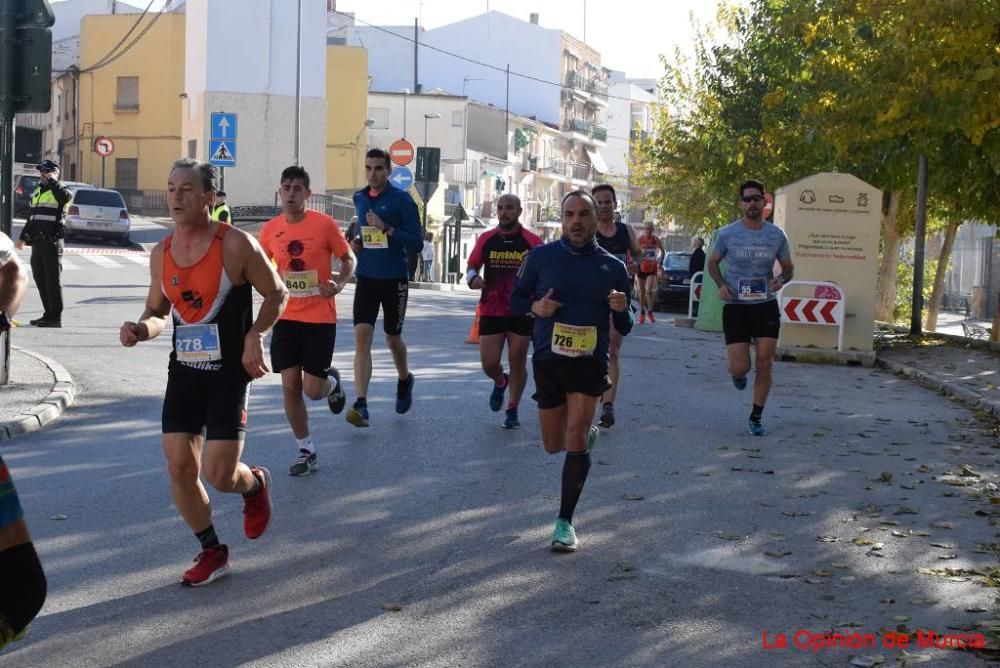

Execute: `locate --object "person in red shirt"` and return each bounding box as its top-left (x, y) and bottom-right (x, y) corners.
top-left (466, 194), bottom-right (542, 429)
top-left (636, 222), bottom-right (664, 323)
top-left (259, 166), bottom-right (356, 476)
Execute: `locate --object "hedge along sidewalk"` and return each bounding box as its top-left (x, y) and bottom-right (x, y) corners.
top-left (0, 346), bottom-right (76, 442)
top-left (876, 329), bottom-right (1000, 420)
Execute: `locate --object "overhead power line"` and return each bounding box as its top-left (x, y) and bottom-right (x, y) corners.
top-left (333, 10), bottom-right (659, 105)
top-left (83, 0), bottom-right (156, 71)
top-left (76, 1), bottom-right (173, 74)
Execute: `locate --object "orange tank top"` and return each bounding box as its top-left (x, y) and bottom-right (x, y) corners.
top-left (639, 234), bottom-right (660, 274)
top-left (161, 225), bottom-right (252, 375)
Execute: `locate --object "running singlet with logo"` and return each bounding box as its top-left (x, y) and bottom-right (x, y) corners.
top-left (161, 225), bottom-right (252, 376)
top-left (713, 219), bottom-right (791, 303)
top-left (638, 234), bottom-right (660, 274)
top-left (597, 223), bottom-right (633, 275)
top-left (259, 210), bottom-right (350, 324)
top-left (467, 224), bottom-right (542, 316)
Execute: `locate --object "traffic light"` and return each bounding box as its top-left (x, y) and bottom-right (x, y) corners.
top-left (415, 147), bottom-right (440, 183)
top-left (3, 0), bottom-right (55, 113)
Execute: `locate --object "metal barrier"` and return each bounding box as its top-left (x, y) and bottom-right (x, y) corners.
top-left (687, 271), bottom-right (703, 318)
top-left (779, 280), bottom-right (846, 351)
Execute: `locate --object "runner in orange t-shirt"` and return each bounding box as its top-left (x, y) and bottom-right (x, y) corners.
top-left (259, 166), bottom-right (356, 476)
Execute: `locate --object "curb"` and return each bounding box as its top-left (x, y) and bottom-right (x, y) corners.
top-left (0, 347), bottom-right (76, 443)
top-left (876, 356), bottom-right (1000, 420)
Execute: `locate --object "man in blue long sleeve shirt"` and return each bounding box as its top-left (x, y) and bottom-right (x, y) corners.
top-left (346, 149), bottom-right (424, 427)
top-left (511, 190), bottom-right (633, 552)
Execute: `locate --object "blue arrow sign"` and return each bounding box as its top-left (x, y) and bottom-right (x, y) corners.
top-left (389, 165), bottom-right (414, 191)
top-left (209, 139), bottom-right (236, 167)
top-left (211, 112), bottom-right (237, 141)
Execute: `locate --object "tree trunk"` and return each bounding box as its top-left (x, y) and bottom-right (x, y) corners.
top-left (991, 290), bottom-right (999, 343)
top-left (875, 191), bottom-right (902, 322)
top-left (925, 219), bottom-right (959, 332)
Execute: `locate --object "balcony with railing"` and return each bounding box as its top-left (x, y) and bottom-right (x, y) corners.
top-left (537, 157), bottom-right (569, 179)
top-left (592, 125), bottom-right (607, 142)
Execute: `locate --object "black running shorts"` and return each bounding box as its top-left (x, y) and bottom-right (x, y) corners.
top-left (479, 315), bottom-right (534, 338)
top-left (270, 320), bottom-right (337, 379)
top-left (531, 356), bottom-right (611, 410)
top-left (722, 300), bottom-right (781, 345)
top-left (353, 276), bottom-right (409, 335)
top-left (162, 371), bottom-right (251, 441)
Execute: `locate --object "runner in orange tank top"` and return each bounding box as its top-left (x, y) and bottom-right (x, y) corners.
top-left (636, 222), bottom-right (664, 324)
top-left (259, 165), bottom-right (356, 477)
top-left (119, 158), bottom-right (288, 587)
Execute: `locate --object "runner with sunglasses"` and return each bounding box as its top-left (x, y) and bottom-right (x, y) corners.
top-left (706, 179), bottom-right (794, 436)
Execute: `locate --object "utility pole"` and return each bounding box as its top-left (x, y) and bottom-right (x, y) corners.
top-left (413, 18), bottom-right (419, 93)
top-left (505, 64), bottom-right (510, 152)
top-left (910, 154), bottom-right (928, 336)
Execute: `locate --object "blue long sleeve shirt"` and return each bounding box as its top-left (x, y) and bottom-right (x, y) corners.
top-left (352, 184), bottom-right (424, 279)
top-left (511, 237), bottom-right (634, 362)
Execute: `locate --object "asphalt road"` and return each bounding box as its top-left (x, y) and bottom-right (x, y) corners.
top-left (1, 222), bottom-right (998, 667)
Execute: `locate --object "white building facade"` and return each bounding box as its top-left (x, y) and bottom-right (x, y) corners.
top-left (182, 0), bottom-right (328, 205)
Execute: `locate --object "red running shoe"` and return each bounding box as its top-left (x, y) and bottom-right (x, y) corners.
top-left (243, 466), bottom-right (272, 539)
top-left (648, 311), bottom-right (656, 323)
top-left (638, 311), bottom-right (647, 324)
top-left (182, 545), bottom-right (229, 586)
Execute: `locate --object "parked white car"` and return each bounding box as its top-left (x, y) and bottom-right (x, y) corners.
top-left (65, 187), bottom-right (131, 245)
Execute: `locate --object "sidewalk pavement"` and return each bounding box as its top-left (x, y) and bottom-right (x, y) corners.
top-left (876, 327), bottom-right (1000, 420)
top-left (0, 344), bottom-right (76, 442)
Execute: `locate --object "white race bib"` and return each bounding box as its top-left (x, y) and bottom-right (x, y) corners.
top-left (737, 277), bottom-right (768, 302)
top-left (175, 324), bottom-right (222, 362)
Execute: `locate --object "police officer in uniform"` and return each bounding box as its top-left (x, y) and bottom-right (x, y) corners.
top-left (212, 191), bottom-right (232, 224)
top-left (16, 160), bottom-right (71, 328)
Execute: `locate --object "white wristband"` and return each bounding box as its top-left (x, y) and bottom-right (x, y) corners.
top-left (466, 269), bottom-right (479, 283)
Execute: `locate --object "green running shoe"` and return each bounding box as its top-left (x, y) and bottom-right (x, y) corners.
top-left (550, 518), bottom-right (578, 552)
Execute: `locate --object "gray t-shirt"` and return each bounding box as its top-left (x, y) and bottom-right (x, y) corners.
top-left (713, 220), bottom-right (790, 303)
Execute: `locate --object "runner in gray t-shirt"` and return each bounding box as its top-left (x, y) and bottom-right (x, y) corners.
top-left (707, 180), bottom-right (794, 436)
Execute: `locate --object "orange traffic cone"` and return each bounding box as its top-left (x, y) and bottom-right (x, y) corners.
top-left (465, 304), bottom-right (481, 344)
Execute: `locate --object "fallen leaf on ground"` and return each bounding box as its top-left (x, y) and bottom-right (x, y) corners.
top-left (381, 603), bottom-right (403, 612)
top-left (894, 506), bottom-right (918, 515)
top-left (764, 549), bottom-right (792, 558)
top-left (849, 654), bottom-right (885, 666)
top-left (928, 543), bottom-right (955, 549)
top-left (817, 535), bottom-right (839, 543)
top-left (880, 472), bottom-right (893, 482)
top-left (713, 531), bottom-right (746, 541)
top-left (960, 465), bottom-right (981, 477)
top-left (622, 494), bottom-right (644, 501)
top-left (853, 537), bottom-right (874, 546)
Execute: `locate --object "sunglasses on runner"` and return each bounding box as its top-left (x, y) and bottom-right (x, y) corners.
top-left (741, 195), bottom-right (764, 203)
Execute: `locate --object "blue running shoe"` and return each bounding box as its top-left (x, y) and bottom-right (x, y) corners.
top-left (395, 373), bottom-right (415, 414)
top-left (489, 373), bottom-right (508, 412)
top-left (748, 417), bottom-right (767, 436)
top-left (502, 407), bottom-right (520, 429)
top-left (732, 376), bottom-right (748, 391)
top-left (346, 401), bottom-right (369, 428)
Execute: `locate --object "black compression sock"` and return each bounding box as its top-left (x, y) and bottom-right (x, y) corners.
top-left (750, 404), bottom-right (764, 421)
top-left (558, 450), bottom-right (592, 523)
top-left (195, 524), bottom-right (221, 550)
top-left (0, 542), bottom-right (46, 646)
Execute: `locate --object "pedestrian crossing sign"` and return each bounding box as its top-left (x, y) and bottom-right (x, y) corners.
top-left (209, 139), bottom-right (236, 167)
